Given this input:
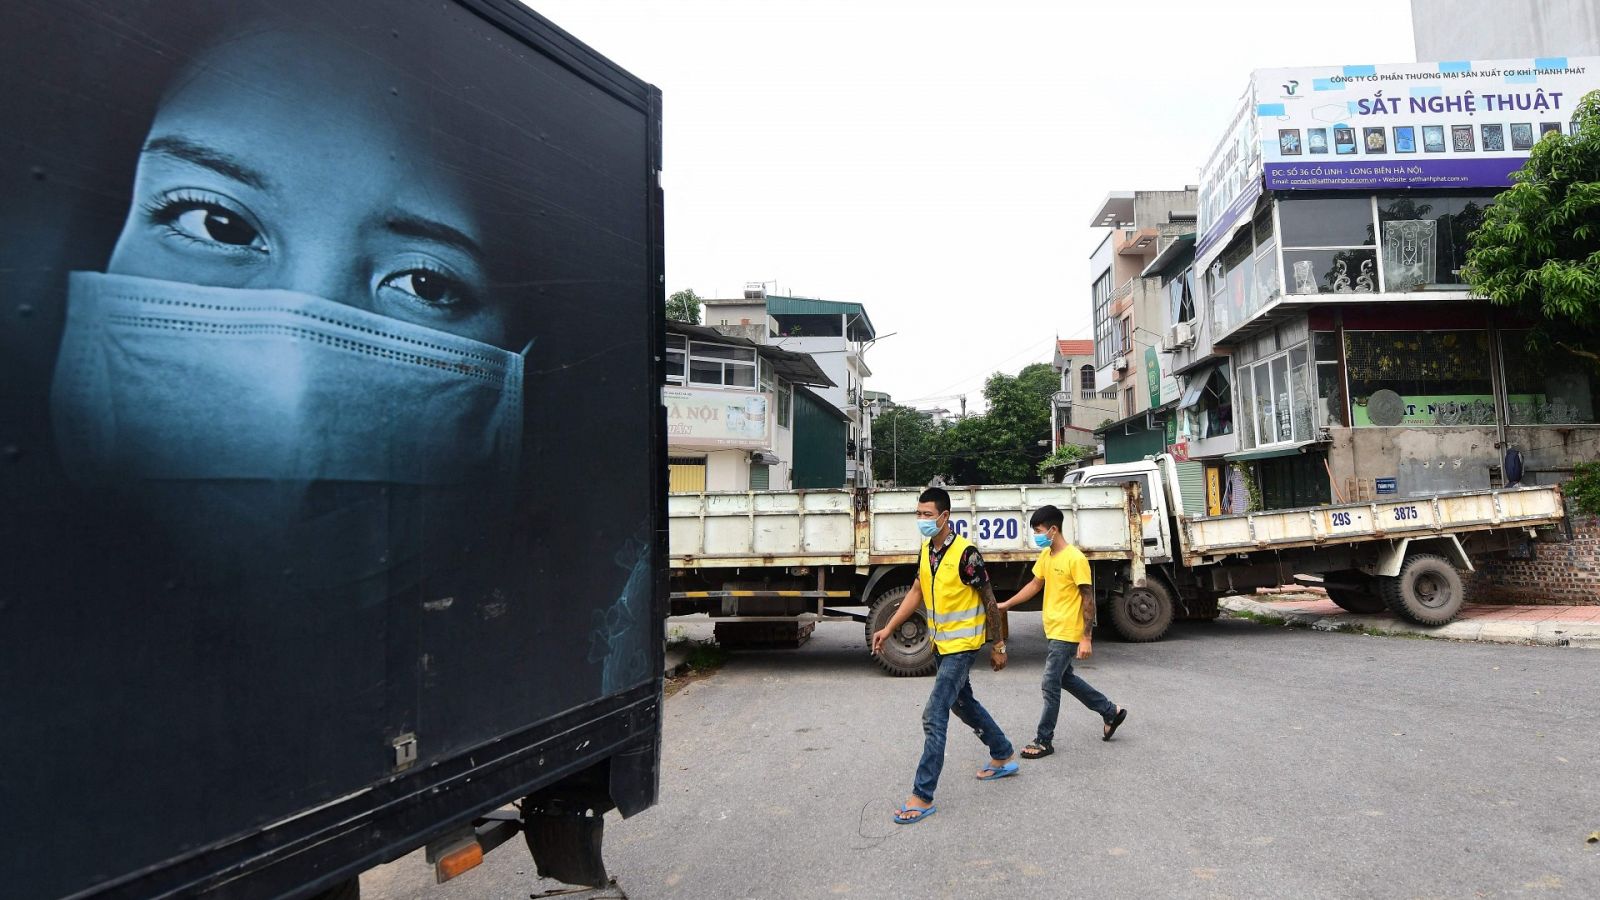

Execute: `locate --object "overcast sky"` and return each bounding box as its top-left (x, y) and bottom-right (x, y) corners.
top-left (527, 0), bottom-right (1418, 409)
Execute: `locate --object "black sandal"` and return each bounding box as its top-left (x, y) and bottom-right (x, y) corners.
top-left (1102, 708), bottom-right (1127, 741)
top-left (1020, 741), bottom-right (1053, 759)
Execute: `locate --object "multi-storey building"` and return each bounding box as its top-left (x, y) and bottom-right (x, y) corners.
top-left (702, 286), bottom-right (879, 486)
top-left (1087, 188), bottom-right (1198, 465)
top-left (1173, 58), bottom-right (1600, 512)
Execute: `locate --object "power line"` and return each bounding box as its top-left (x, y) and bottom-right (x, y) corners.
top-left (902, 318), bottom-right (1099, 405)
top-left (901, 337), bottom-right (1058, 405)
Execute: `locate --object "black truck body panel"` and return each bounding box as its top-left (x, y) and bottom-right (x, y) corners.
top-left (0, 1), bottom-right (665, 896)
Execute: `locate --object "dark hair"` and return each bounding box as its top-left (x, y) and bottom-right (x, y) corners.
top-left (1030, 505), bottom-right (1064, 530)
top-left (918, 487), bottom-right (951, 513)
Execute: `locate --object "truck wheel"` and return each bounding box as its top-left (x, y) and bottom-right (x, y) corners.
top-left (1323, 573), bottom-right (1387, 614)
top-left (1109, 579), bottom-right (1173, 642)
top-left (865, 586), bottom-right (935, 677)
top-left (1383, 553), bottom-right (1465, 626)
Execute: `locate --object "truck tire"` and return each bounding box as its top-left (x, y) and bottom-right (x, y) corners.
top-left (865, 586), bottom-right (936, 677)
top-left (1383, 553), bottom-right (1465, 626)
top-left (1109, 579), bottom-right (1174, 642)
top-left (1326, 585), bottom-right (1387, 614)
top-left (1323, 573), bottom-right (1387, 614)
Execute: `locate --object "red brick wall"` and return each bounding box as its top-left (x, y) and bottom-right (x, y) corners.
top-left (1467, 512), bottom-right (1600, 606)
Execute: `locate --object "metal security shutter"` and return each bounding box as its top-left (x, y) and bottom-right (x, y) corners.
top-left (668, 457), bottom-right (706, 493)
top-left (749, 464), bottom-right (770, 491)
top-left (1174, 460), bottom-right (1206, 517)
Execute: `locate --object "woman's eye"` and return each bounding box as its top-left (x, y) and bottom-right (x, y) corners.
top-left (382, 269), bottom-right (471, 308)
top-left (170, 205), bottom-right (262, 248)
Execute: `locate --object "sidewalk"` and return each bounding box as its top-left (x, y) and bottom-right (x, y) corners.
top-left (1221, 594), bottom-right (1600, 648)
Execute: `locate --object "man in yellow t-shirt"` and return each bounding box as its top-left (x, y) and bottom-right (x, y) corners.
top-left (998, 504), bottom-right (1126, 759)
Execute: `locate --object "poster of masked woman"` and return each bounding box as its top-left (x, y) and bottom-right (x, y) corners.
top-left (1, 2), bottom-right (662, 895)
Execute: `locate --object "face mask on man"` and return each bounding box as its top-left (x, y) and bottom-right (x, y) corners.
top-left (917, 517), bottom-right (941, 539)
top-left (1032, 531), bottom-right (1053, 549)
top-left (51, 271), bottom-right (526, 487)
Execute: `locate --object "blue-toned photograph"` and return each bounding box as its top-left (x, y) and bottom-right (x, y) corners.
top-left (1279, 128), bottom-right (1302, 155)
top-left (1308, 128), bottom-right (1329, 153)
top-left (2, 4), bottom-right (663, 897)
top-left (1481, 123), bottom-right (1505, 151)
top-left (1335, 127), bottom-right (1358, 154)
top-left (1422, 125), bottom-right (1447, 152)
top-left (1394, 125), bottom-right (1417, 152)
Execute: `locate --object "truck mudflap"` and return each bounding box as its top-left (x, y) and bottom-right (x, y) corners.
top-left (521, 735), bottom-right (658, 888)
top-left (525, 793), bottom-right (609, 889)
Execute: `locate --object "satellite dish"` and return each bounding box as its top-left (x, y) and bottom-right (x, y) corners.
top-left (1367, 389), bottom-right (1406, 426)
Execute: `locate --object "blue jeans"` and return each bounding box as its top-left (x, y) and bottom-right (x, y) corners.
top-left (912, 650), bottom-right (1013, 802)
top-left (1036, 639), bottom-right (1117, 744)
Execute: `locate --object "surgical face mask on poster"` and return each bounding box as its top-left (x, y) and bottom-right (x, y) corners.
top-left (51, 271), bottom-right (526, 487)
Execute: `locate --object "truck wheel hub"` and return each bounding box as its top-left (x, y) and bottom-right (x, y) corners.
top-left (1128, 592), bottom-right (1157, 625)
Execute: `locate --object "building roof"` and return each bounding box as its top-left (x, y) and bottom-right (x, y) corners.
top-left (766, 294), bottom-right (877, 341)
top-left (666, 321), bottom-right (836, 388)
top-left (794, 385), bottom-right (851, 422)
top-left (1057, 340), bottom-right (1094, 357)
top-left (1091, 191), bottom-right (1136, 228)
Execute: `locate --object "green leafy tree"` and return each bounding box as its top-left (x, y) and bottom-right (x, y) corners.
top-left (1037, 443), bottom-right (1090, 479)
top-left (870, 404), bottom-right (947, 487)
top-left (923, 362), bottom-right (1057, 485)
top-left (1567, 460), bottom-right (1600, 516)
top-left (1463, 89), bottom-right (1600, 368)
top-left (666, 288), bottom-right (702, 325)
top-left (970, 362), bottom-right (1058, 483)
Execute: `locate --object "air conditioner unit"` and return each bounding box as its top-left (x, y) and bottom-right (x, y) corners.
top-left (1112, 355), bottom-right (1130, 371)
top-left (1170, 321), bottom-right (1195, 349)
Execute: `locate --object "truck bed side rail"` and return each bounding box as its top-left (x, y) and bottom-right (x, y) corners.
top-left (669, 484), bottom-right (1138, 569)
top-left (1177, 485), bottom-right (1566, 563)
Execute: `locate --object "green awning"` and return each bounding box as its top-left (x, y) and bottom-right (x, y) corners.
top-left (1226, 441), bottom-right (1322, 462)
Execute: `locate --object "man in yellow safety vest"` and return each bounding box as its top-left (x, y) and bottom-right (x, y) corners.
top-left (871, 486), bottom-right (1014, 825)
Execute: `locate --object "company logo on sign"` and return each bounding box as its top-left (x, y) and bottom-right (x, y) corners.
top-left (1282, 79), bottom-right (1299, 95)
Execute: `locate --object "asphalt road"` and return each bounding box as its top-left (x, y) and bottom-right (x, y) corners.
top-left (364, 615), bottom-right (1600, 899)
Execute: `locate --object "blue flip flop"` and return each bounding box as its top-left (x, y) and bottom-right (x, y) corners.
top-left (976, 760), bottom-right (1019, 781)
top-left (893, 803), bottom-right (937, 825)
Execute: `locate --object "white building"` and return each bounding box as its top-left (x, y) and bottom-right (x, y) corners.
top-left (702, 287), bottom-right (880, 486)
top-left (664, 320), bottom-right (835, 492)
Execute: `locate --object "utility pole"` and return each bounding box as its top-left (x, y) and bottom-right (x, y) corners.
top-left (892, 412), bottom-right (898, 486)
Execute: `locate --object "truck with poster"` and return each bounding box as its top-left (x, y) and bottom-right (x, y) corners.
top-left (669, 457), bottom-right (1565, 675)
top-left (1, 1), bottom-right (664, 897)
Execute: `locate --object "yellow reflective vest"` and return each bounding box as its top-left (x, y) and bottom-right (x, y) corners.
top-left (918, 533), bottom-right (987, 654)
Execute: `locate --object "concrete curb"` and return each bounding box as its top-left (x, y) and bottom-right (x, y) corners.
top-left (1220, 597), bottom-right (1600, 648)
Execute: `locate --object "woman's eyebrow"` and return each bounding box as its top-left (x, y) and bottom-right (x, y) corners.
top-left (143, 135), bottom-right (271, 190)
top-left (385, 213), bottom-right (484, 260)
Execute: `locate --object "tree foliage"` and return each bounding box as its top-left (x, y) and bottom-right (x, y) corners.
top-left (1037, 443), bottom-right (1090, 478)
top-left (666, 288), bottom-right (702, 325)
top-left (870, 403), bottom-right (946, 488)
top-left (1463, 89), bottom-right (1600, 367)
top-left (962, 363), bottom-right (1059, 483)
top-left (872, 362), bottom-right (1059, 486)
top-left (1568, 460), bottom-right (1600, 517)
